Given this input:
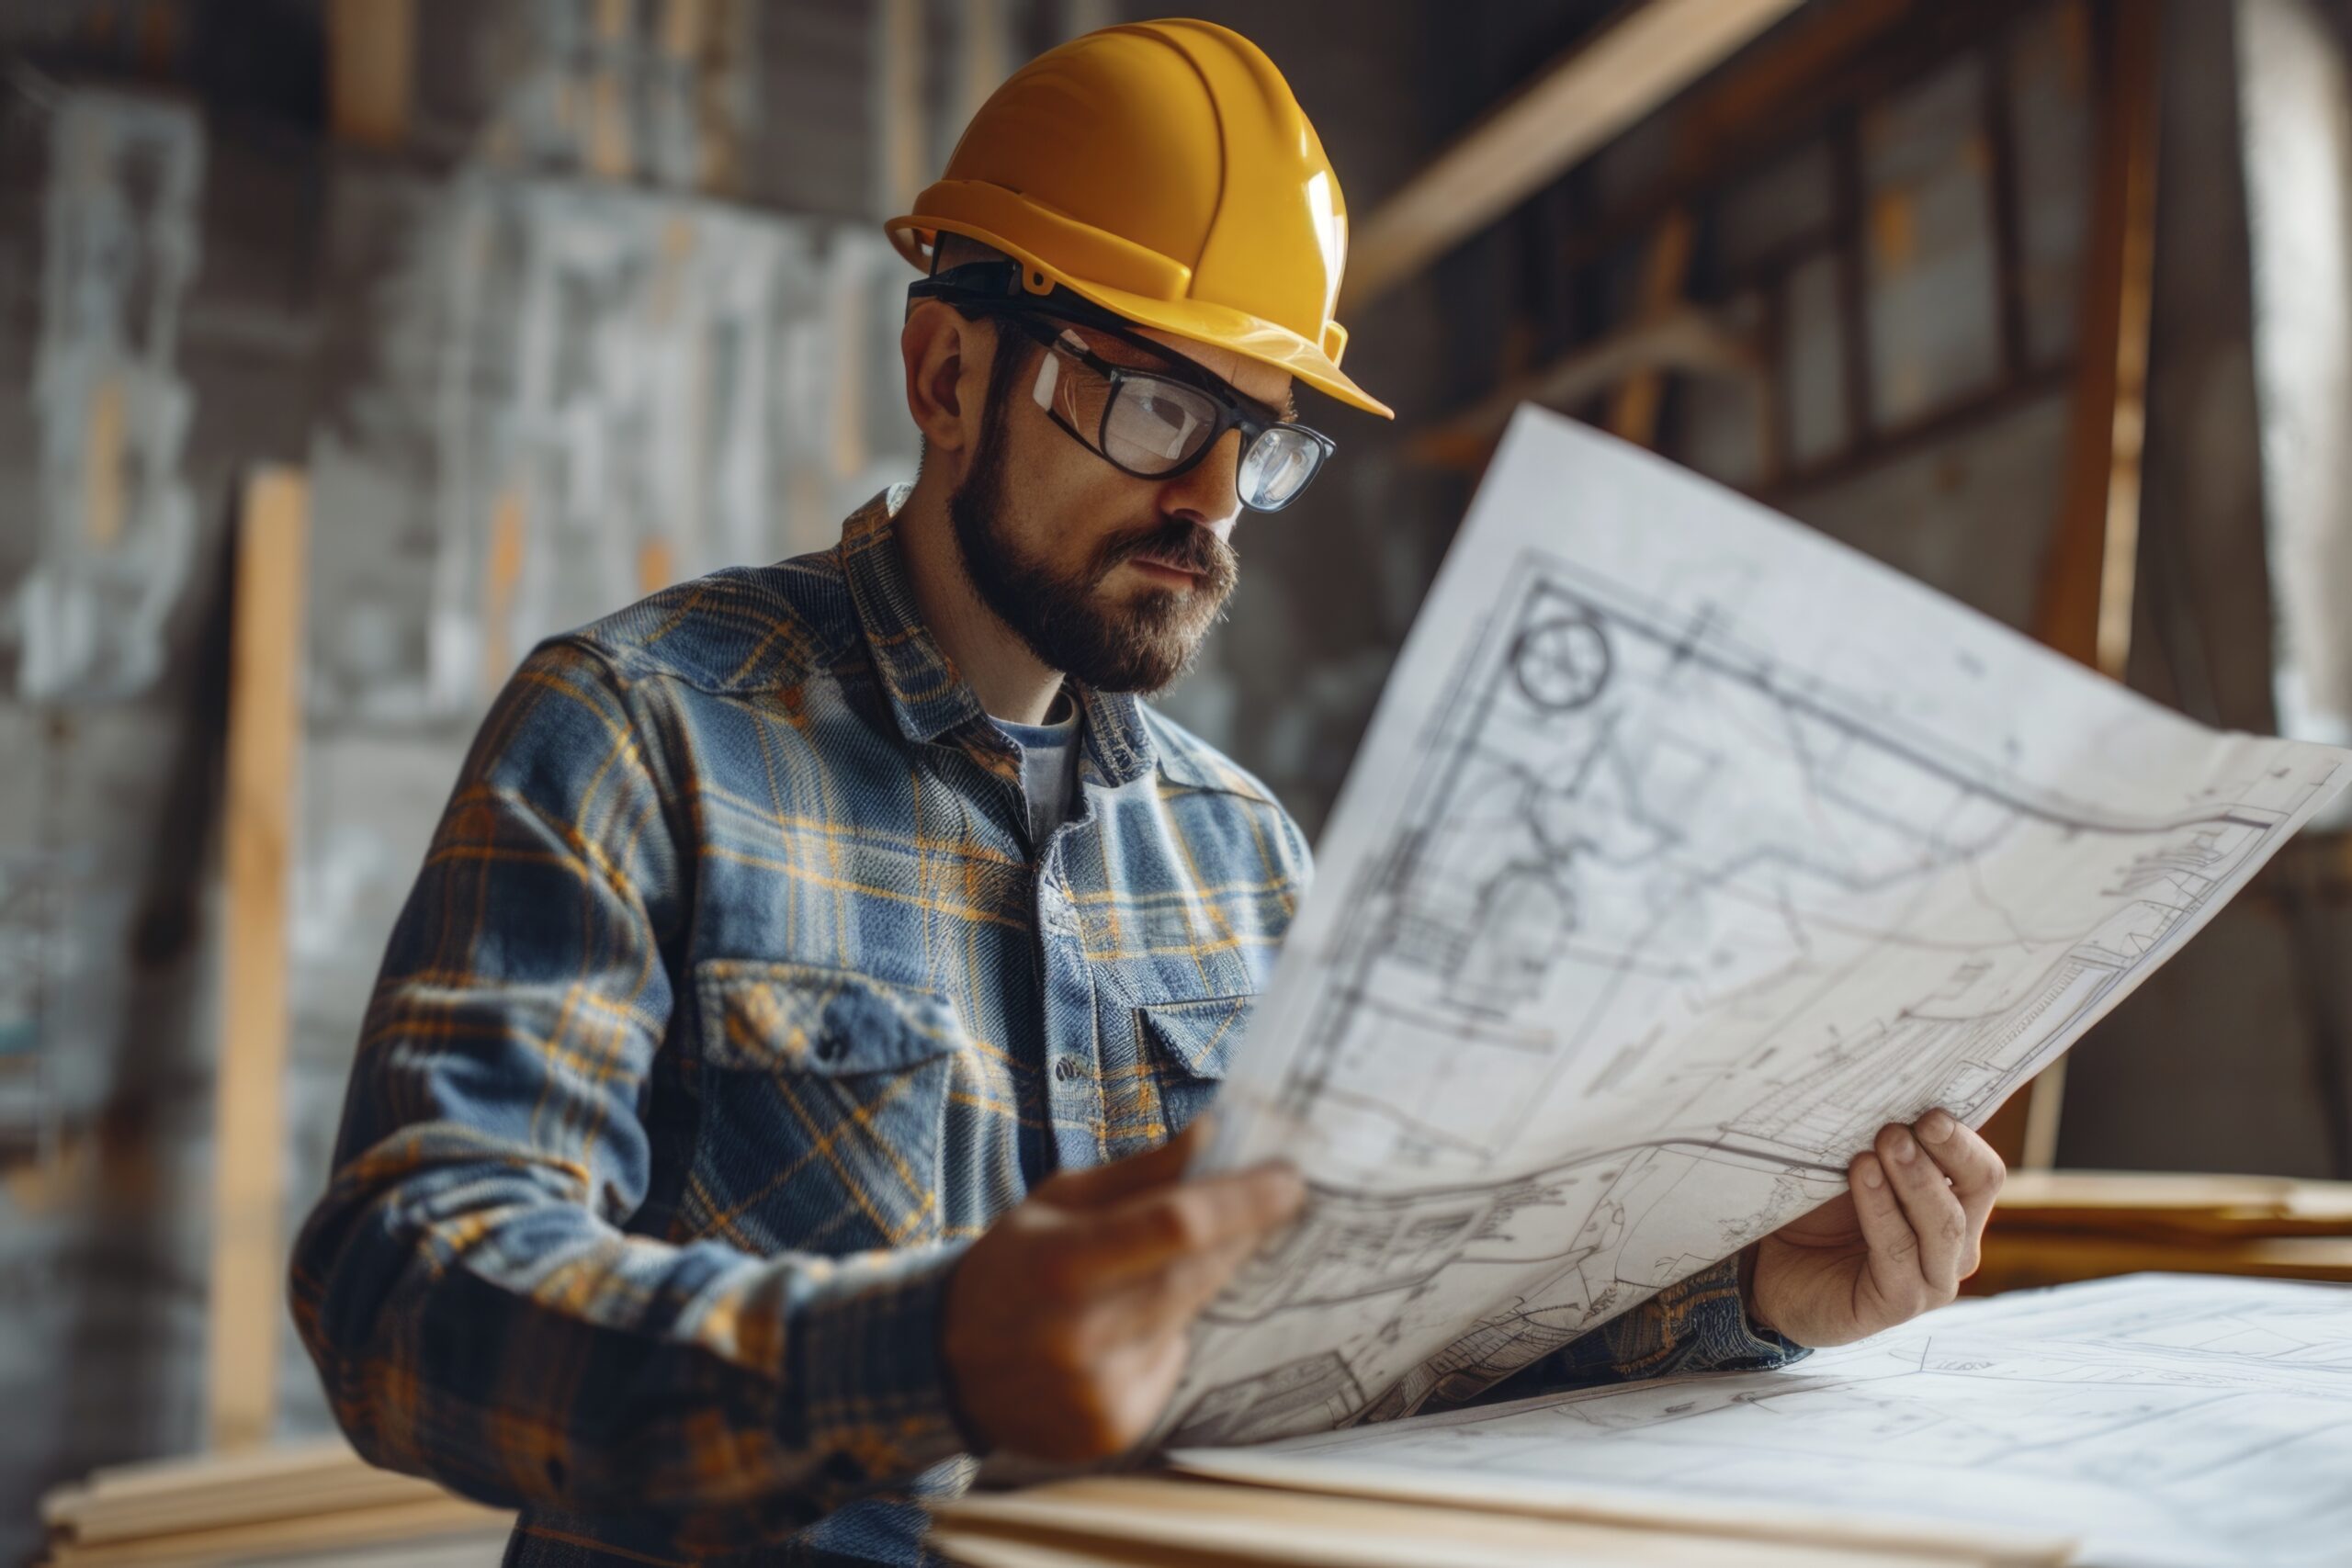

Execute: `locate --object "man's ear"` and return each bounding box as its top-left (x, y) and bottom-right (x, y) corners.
top-left (902, 302), bottom-right (987, 457)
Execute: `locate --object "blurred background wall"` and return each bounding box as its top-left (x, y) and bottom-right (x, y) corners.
top-left (5, 0), bottom-right (2352, 1558)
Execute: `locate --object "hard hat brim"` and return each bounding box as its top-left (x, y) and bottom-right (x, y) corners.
top-left (889, 218), bottom-right (1396, 422)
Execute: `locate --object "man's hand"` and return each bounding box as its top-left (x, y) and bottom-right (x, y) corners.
top-left (942, 1119), bottom-right (1306, 1462)
top-left (1745, 1111), bottom-right (2006, 1349)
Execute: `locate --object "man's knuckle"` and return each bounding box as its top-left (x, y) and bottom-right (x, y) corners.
top-left (1095, 1394), bottom-right (1147, 1453)
top-left (1159, 1198), bottom-right (1211, 1253)
top-left (1088, 1384), bottom-right (1147, 1455)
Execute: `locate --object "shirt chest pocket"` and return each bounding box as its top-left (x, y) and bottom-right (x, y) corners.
top-left (1122, 993), bottom-right (1252, 1154)
top-left (684, 960), bottom-right (963, 1256)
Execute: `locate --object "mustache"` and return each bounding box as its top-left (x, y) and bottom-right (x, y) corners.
top-left (1095, 517), bottom-right (1238, 583)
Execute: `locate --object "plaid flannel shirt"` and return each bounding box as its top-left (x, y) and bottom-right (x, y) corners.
top-left (289, 488), bottom-right (1803, 1567)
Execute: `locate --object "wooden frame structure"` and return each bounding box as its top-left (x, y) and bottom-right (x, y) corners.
top-left (1344, 0), bottom-right (1804, 311)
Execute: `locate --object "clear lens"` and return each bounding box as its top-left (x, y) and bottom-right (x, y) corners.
top-left (1034, 321), bottom-right (1329, 510)
top-left (1238, 424), bottom-right (1324, 509)
top-left (1102, 378), bottom-right (1216, 473)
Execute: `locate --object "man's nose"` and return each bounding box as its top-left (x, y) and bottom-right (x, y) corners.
top-left (1157, 428), bottom-right (1245, 540)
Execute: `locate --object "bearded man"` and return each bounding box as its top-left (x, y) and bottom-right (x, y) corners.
top-left (291, 19), bottom-right (2005, 1566)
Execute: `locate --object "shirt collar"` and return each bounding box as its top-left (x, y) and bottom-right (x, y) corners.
top-left (839, 486), bottom-right (1156, 788)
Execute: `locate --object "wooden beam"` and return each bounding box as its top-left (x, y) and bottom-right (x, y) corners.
top-left (1409, 306), bottom-right (1760, 468)
top-left (1342, 0), bottom-right (1805, 312)
top-left (874, 0), bottom-right (928, 221)
top-left (1982, 28), bottom-right (2032, 380)
top-left (956, 0), bottom-right (1012, 147)
top-left (206, 468), bottom-right (309, 1452)
top-left (2039, 0), bottom-right (2160, 681)
top-left (935, 1471), bottom-right (2073, 1568)
top-left (1606, 209), bottom-right (1698, 446)
top-left (1829, 107), bottom-right (1876, 451)
top-left (1559, 0), bottom-right (2052, 276)
top-left (1982, 0), bottom-right (2162, 1175)
top-left (326, 0), bottom-right (414, 151)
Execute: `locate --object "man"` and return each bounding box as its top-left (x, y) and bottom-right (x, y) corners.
top-left (291, 18), bottom-right (2005, 1567)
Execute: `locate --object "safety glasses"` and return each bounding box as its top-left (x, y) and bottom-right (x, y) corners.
top-left (909, 264), bottom-right (1337, 512)
top-left (992, 312), bottom-right (1335, 513)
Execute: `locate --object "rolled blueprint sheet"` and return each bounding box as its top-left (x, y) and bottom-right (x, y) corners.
top-left (1163, 404), bottom-right (2352, 1448)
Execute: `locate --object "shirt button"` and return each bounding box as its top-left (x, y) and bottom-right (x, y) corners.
top-left (1053, 1056), bottom-right (1082, 1083)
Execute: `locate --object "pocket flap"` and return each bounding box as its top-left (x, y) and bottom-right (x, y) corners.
top-left (1136, 994), bottom-right (1253, 1080)
top-left (696, 961), bottom-right (961, 1076)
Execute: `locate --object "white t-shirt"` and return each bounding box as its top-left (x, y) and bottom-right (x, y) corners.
top-left (989, 693), bottom-right (1082, 850)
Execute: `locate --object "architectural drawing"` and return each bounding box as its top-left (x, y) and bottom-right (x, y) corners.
top-left (1166, 409), bottom-right (2350, 1447)
top-left (1175, 1273), bottom-right (2352, 1568)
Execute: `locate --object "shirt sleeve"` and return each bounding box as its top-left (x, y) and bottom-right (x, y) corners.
top-left (1517, 1255), bottom-right (1811, 1396)
top-left (287, 640), bottom-right (970, 1545)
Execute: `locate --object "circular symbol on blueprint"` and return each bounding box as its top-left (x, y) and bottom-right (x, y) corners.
top-left (1509, 612), bottom-right (1612, 711)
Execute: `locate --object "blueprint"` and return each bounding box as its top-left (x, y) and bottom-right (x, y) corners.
top-left (1161, 407), bottom-right (2351, 1448)
top-left (1172, 1273), bottom-right (2352, 1568)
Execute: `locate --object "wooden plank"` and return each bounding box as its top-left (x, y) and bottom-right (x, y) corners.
top-left (874, 0), bottom-right (927, 221)
top-left (83, 372), bottom-right (126, 547)
top-left (1829, 107), bottom-right (1875, 450)
top-left (1342, 0), bottom-right (1805, 311)
top-left (326, 0), bottom-right (414, 151)
top-left (51, 1439), bottom-right (364, 1518)
top-left (933, 1472), bottom-right (2061, 1568)
top-left (956, 0), bottom-right (1012, 151)
top-left (48, 1496), bottom-right (508, 1568)
top-left (1606, 210), bottom-right (1698, 446)
top-left (2032, 0), bottom-right (2160, 677)
top-left (1159, 1463), bottom-right (2072, 1567)
top-left (42, 1438), bottom-right (508, 1566)
top-left (1972, 1231), bottom-right (2352, 1296)
top-left (204, 467), bottom-right (309, 1453)
top-left (52, 1447), bottom-right (444, 1545)
top-left (1992, 1169), bottom-right (2352, 1237)
top-left (1408, 308), bottom-right (1757, 468)
top-left (930, 1516), bottom-right (1921, 1568)
top-left (1981, 28), bottom-right (2031, 379)
top-left (1983, 0), bottom-right (2162, 1174)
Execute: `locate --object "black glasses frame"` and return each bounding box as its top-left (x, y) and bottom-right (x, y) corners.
top-left (908, 262), bottom-right (1336, 513)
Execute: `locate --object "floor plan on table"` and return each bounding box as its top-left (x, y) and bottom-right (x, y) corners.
top-left (1175, 1274), bottom-right (2352, 1568)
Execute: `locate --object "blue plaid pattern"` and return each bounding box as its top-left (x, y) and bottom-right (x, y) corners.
top-left (289, 488), bottom-right (1801, 1566)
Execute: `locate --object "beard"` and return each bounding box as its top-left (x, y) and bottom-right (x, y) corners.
top-left (947, 380), bottom-right (1239, 694)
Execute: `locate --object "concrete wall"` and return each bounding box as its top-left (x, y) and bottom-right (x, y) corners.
top-left (0, 1), bottom-right (2341, 1557)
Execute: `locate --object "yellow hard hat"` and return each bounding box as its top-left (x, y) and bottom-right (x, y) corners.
top-left (887, 18), bottom-right (1393, 420)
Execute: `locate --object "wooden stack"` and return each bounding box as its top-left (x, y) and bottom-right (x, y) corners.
top-left (40, 1440), bottom-right (511, 1568)
top-left (925, 1472), bottom-right (2075, 1568)
top-left (1972, 1170), bottom-right (2352, 1294)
